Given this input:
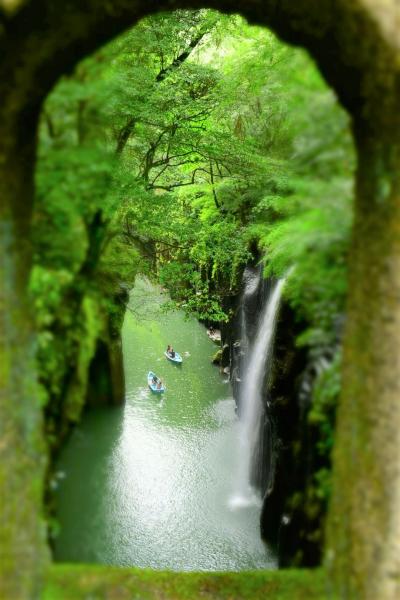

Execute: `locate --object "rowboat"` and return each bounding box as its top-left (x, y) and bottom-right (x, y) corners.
top-left (164, 351), bottom-right (183, 364)
top-left (147, 371), bottom-right (165, 393)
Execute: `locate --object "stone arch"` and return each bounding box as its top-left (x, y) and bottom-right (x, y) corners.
top-left (1, 2), bottom-right (399, 599)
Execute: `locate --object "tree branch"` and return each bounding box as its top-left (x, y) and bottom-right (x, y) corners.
top-left (114, 20), bottom-right (214, 155)
top-left (115, 116), bottom-right (136, 155)
top-left (155, 30), bottom-right (207, 82)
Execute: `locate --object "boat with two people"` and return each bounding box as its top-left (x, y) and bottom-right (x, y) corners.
top-left (147, 371), bottom-right (165, 393)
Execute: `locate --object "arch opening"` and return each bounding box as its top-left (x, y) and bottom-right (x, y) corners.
top-left (34, 9), bottom-right (353, 576)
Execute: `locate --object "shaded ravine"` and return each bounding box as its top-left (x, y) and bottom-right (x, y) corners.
top-left (53, 279), bottom-right (276, 571)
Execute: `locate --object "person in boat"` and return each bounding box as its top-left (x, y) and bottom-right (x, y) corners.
top-left (166, 344), bottom-right (175, 358)
top-left (152, 375), bottom-right (158, 385)
top-left (156, 380), bottom-right (162, 389)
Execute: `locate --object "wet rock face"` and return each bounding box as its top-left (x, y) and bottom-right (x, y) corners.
top-left (260, 302), bottom-right (314, 565)
top-left (86, 289), bottom-right (128, 408)
top-left (262, 302), bottom-right (337, 567)
top-left (86, 338), bottom-right (125, 408)
top-left (223, 265), bottom-right (272, 411)
top-left (241, 265), bottom-right (267, 342)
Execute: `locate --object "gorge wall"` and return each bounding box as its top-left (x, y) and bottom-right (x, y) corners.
top-left (41, 289), bottom-right (127, 460)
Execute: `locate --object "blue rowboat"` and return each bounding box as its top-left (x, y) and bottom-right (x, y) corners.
top-left (164, 351), bottom-right (183, 364)
top-left (148, 371), bottom-right (165, 393)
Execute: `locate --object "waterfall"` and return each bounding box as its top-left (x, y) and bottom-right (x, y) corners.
top-left (230, 277), bottom-right (286, 509)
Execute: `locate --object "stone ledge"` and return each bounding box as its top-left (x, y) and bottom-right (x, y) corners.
top-left (44, 564), bottom-right (329, 599)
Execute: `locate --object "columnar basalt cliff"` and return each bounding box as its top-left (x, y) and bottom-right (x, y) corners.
top-left (44, 310), bottom-right (126, 456)
top-left (260, 305), bottom-right (333, 568)
top-left (85, 290), bottom-right (127, 409)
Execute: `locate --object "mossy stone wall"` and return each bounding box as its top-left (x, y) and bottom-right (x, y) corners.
top-left (1, 1), bottom-right (399, 598)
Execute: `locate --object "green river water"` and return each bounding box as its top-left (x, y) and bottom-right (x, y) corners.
top-left (54, 279), bottom-right (276, 571)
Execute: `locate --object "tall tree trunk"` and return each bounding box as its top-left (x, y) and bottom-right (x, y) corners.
top-left (326, 124), bottom-right (400, 599)
top-left (0, 120), bottom-right (49, 598)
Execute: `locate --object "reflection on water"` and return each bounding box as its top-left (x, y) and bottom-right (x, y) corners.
top-left (54, 279), bottom-right (276, 571)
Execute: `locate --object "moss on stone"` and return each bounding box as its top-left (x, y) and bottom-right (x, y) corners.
top-left (44, 565), bottom-right (330, 600)
top-left (211, 349), bottom-right (222, 365)
top-left (62, 295), bottom-right (103, 425)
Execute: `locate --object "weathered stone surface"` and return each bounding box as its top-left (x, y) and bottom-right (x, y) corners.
top-left (1, 1), bottom-right (399, 598)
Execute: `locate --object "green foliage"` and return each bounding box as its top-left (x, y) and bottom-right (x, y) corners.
top-left (33, 34), bottom-right (140, 447)
top-left (309, 352), bottom-right (341, 459)
top-left (246, 49), bottom-right (355, 347)
top-left (260, 179), bottom-right (351, 345)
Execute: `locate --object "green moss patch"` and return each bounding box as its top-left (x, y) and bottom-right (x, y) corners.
top-left (44, 565), bottom-right (329, 599)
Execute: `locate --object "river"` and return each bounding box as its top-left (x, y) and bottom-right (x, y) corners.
top-left (54, 279), bottom-right (275, 571)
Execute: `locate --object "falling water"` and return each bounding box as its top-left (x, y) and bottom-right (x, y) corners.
top-left (230, 277), bottom-right (286, 509)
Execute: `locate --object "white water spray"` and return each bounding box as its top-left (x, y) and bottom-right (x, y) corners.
top-left (229, 277), bottom-right (286, 510)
